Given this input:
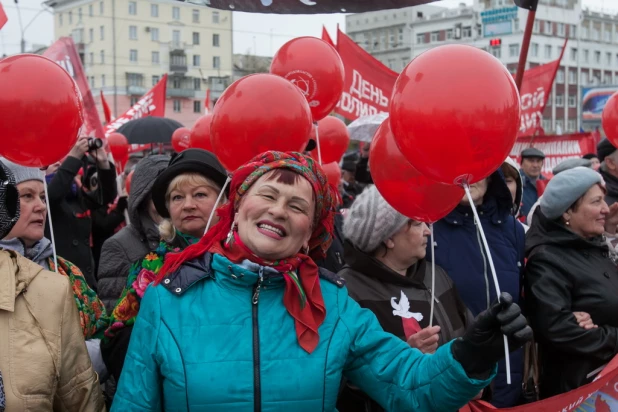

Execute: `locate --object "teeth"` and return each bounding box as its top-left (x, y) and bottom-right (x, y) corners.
top-left (258, 224), bottom-right (284, 236)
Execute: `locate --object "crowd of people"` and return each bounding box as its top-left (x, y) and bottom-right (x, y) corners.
top-left (0, 132), bottom-right (617, 412)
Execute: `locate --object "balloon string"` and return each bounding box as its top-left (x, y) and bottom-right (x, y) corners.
top-left (204, 175), bottom-right (231, 235)
top-left (43, 172), bottom-right (59, 273)
top-left (463, 183), bottom-right (511, 385)
top-left (429, 223), bottom-right (435, 328)
top-left (314, 122), bottom-right (323, 166)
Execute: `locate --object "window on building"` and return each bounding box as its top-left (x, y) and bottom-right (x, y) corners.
top-left (542, 119), bottom-right (551, 131)
top-left (90, 76), bottom-right (95, 88)
top-left (462, 26), bottom-right (472, 38)
top-left (172, 30), bottom-right (181, 47)
top-left (128, 1), bottom-right (136, 15)
top-left (509, 44), bottom-right (519, 57)
top-left (584, 49), bottom-right (589, 63)
top-left (172, 77), bottom-right (181, 88)
top-left (491, 47), bottom-right (501, 59)
top-left (595, 50), bottom-right (601, 63)
top-left (568, 119), bottom-right (577, 131)
top-left (193, 101), bottom-right (201, 113)
top-left (152, 75), bottom-right (160, 86)
top-left (89, 28), bottom-right (94, 43)
top-left (130, 96), bottom-right (139, 106)
top-left (556, 95), bottom-right (564, 107)
top-left (100, 25), bottom-right (104, 40)
top-left (101, 74), bottom-right (106, 87)
top-left (546, 94), bottom-right (552, 106)
top-left (130, 49), bottom-right (138, 63)
top-left (100, 1), bottom-right (104, 15)
top-left (89, 52), bottom-right (94, 65)
top-left (543, 21), bottom-right (551, 34)
top-left (212, 11), bottom-right (219, 23)
top-left (100, 50), bottom-right (105, 64)
top-left (401, 58), bottom-right (408, 70)
top-left (151, 4), bottom-right (158, 17)
top-left (605, 30), bottom-right (611, 42)
top-left (446, 29), bottom-right (453, 40)
top-left (569, 24), bottom-right (576, 38)
top-left (557, 23), bottom-right (565, 36)
top-left (151, 28), bottom-right (159, 42)
top-left (59, 13), bottom-right (63, 26)
top-left (212, 34), bottom-right (220, 47)
top-left (88, 4), bottom-right (93, 17)
top-left (533, 20), bottom-right (539, 33)
top-left (152, 51), bottom-right (159, 64)
top-left (192, 32), bottom-right (200, 45)
top-left (69, 11), bottom-right (73, 24)
top-left (389, 31), bottom-right (395, 46)
top-left (127, 73), bottom-right (142, 86)
top-left (544, 45), bottom-right (552, 58)
top-left (568, 70), bottom-right (576, 84)
top-left (430, 32), bottom-right (438, 42)
top-left (570, 47), bottom-right (577, 62)
top-left (399, 28), bottom-right (404, 43)
top-left (192, 9), bottom-right (199, 23)
top-left (581, 72), bottom-right (588, 85)
top-left (193, 78), bottom-right (201, 90)
top-left (531, 43), bottom-right (538, 57)
top-left (514, 18), bottom-right (519, 31)
top-left (193, 54), bottom-right (200, 67)
top-left (607, 52), bottom-right (612, 66)
top-left (78, 8), bottom-right (82, 22)
top-left (173, 7), bottom-right (180, 20)
top-left (557, 69), bottom-right (565, 84)
top-left (129, 26), bottom-right (137, 40)
top-left (568, 95), bottom-right (576, 107)
top-left (416, 33), bottom-right (425, 44)
top-left (173, 100), bottom-right (181, 113)
top-left (213, 56), bottom-right (221, 69)
top-left (555, 120), bottom-right (563, 132)
top-left (592, 28), bottom-right (600, 41)
top-left (581, 26), bottom-right (589, 39)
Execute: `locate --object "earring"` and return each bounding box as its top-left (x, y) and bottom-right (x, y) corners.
top-left (225, 221), bottom-right (237, 246)
top-left (566, 220), bottom-right (570, 226)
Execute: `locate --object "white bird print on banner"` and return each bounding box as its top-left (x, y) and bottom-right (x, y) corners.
top-left (391, 291), bottom-right (424, 321)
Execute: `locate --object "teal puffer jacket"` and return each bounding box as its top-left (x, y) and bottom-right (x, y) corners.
top-left (112, 253), bottom-right (494, 411)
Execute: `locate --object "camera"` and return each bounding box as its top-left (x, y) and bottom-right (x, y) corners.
top-left (87, 137), bottom-right (103, 151)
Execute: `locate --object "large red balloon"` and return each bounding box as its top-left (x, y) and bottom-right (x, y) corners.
top-left (190, 115), bottom-right (214, 152)
top-left (210, 74), bottom-right (312, 171)
top-left (602, 92), bottom-right (618, 147)
top-left (172, 127), bottom-right (191, 152)
top-left (0, 54), bottom-right (84, 167)
top-left (390, 44), bottom-right (521, 185)
top-left (108, 132), bottom-right (129, 169)
top-left (310, 116), bottom-right (350, 164)
top-left (321, 161), bottom-right (341, 188)
top-left (370, 120), bottom-right (463, 223)
top-left (270, 37), bottom-right (344, 122)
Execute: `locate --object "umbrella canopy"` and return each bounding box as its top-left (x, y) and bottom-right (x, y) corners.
top-left (116, 117), bottom-right (184, 144)
top-left (197, 0), bottom-right (437, 14)
top-left (347, 113), bottom-right (389, 143)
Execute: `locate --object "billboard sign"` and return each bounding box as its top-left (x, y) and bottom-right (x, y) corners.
top-left (582, 86), bottom-right (618, 121)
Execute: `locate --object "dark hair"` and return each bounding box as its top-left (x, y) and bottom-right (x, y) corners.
top-left (582, 153), bottom-right (598, 160)
top-left (500, 163), bottom-right (519, 181)
top-left (567, 183), bottom-right (607, 213)
top-left (264, 169), bottom-right (302, 186)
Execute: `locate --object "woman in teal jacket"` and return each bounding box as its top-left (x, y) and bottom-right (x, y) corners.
top-left (112, 151), bottom-right (532, 412)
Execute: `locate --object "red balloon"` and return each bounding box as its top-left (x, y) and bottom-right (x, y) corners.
top-left (190, 115), bottom-right (214, 152)
top-left (602, 92), bottom-right (618, 147)
top-left (390, 44), bottom-right (521, 185)
top-left (210, 74), bottom-right (312, 171)
top-left (172, 127), bottom-right (191, 152)
top-left (321, 162), bottom-right (341, 187)
top-left (108, 132), bottom-right (129, 169)
top-left (370, 120), bottom-right (463, 223)
top-left (0, 54), bottom-right (83, 167)
top-left (270, 37), bottom-right (345, 122)
top-left (125, 169), bottom-right (134, 195)
top-left (310, 116), bottom-right (350, 164)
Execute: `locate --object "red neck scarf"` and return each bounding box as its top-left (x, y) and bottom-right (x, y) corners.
top-left (210, 233), bottom-right (325, 353)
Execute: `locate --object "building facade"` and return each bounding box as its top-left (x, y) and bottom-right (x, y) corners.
top-left (45, 0), bottom-right (233, 129)
top-left (346, 0), bottom-right (618, 134)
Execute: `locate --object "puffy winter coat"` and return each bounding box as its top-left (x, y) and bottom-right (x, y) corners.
top-left (525, 209), bottom-right (618, 398)
top-left (112, 253), bottom-right (494, 412)
top-left (427, 169), bottom-right (525, 408)
top-left (0, 250), bottom-right (105, 411)
top-left (97, 155), bottom-right (169, 311)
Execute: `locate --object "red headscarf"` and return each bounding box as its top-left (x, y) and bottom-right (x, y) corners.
top-left (157, 151), bottom-right (339, 353)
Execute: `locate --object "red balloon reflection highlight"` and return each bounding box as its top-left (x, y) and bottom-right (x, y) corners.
top-left (210, 74), bottom-right (312, 171)
top-left (310, 116), bottom-right (350, 164)
top-left (0, 54), bottom-right (84, 167)
top-left (171, 127), bottom-right (191, 152)
top-left (390, 44), bottom-right (521, 185)
top-left (602, 92), bottom-right (618, 147)
top-left (370, 120), bottom-right (463, 223)
top-left (270, 37), bottom-right (345, 122)
top-left (190, 115), bottom-right (214, 152)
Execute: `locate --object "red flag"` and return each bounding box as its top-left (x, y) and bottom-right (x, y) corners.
top-left (43, 37), bottom-right (105, 139)
top-left (321, 26), bottom-right (335, 48)
top-left (333, 28), bottom-right (399, 121)
top-left (204, 88), bottom-right (211, 114)
top-left (518, 38), bottom-right (567, 137)
top-left (0, 4), bottom-right (7, 30)
top-left (100, 90), bottom-right (112, 124)
top-left (104, 74), bottom-right (168, 137)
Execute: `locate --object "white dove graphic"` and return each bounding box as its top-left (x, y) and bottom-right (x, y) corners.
top-left (391, 291), bottom-right (424, 321)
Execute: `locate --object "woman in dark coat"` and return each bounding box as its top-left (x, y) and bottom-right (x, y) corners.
top-left (525, 167), bottom-right (618, 398)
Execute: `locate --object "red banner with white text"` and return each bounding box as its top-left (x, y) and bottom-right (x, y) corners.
top-left (462, 354), bottom-right (618, 412)
top-left (104, 74), bottom-right (168, 139)
top-left (0, 4), bottom-right (8, 30)
top-left (509, 133), bottom-right (596, 175)
top-left (329, 28), bottom-right (399, 121)
top-left (43, 37), bottom-right (105, 139)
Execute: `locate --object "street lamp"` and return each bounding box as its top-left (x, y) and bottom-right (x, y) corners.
top-left (14, 0), bottom-right (53, 53)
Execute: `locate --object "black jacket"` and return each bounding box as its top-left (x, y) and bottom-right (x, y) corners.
top-left (314, 212), bottom-right (345, 273)
top-left (524, 209), bottom-right (618, 398)
top-left (600, 169), bottom-right (618, 207)
top-left (45, 156), bottom-right (117, 289)
top-left (336, 242), bottom-right (473, 412)
top-left (91, 196), bottom-right (128, 270)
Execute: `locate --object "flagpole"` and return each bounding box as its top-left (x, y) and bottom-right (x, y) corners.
top-left (515, 9), bottom-right (536, 91)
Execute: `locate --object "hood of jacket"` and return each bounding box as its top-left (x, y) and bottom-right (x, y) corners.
top-left (129, 155), bottom-right (170, 235)
top-left (0, 249), bottom-right (45, 311)
top-left (525, 207), bottom-right (607, 256)
top-left (0, 237), bottom-right (53, 269)
top-left (503, 157), bottom-right (523, 216)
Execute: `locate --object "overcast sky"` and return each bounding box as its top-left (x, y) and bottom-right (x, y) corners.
top-left (1, 0), bottom-right (615, 57)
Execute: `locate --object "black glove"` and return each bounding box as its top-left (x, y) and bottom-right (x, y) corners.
top-left (451, 292), bottom-right (533, 379)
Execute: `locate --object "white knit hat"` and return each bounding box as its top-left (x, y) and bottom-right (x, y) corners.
top-left (343, 185), bottom-right (409, 253)
top-left (0, 158), bottom-right (44, 185)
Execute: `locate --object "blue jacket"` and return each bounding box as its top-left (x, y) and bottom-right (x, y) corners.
top-left (427, 169), bottom-right (525, 408)
top-left (520, 172), bottom-right (546, 218)
top-left (112, 253), bottom-right (494, 412)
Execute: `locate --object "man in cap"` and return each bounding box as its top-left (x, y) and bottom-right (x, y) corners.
top-left (519, 148), bottom-right (547, 218)
top-left (598, 138), bottom-right (618, 206)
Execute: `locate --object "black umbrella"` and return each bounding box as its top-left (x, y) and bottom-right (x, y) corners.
top-left (116, 117), bottom-right (184, 144)
top-left (198, 0), bottom-right (437, 14)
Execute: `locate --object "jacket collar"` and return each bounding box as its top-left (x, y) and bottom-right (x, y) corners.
top-left (0, 250), bottom-right (44, 312)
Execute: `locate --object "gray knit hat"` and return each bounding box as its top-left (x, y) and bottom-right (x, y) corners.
top-left (343, 185), bottom-right (409, 253)
top-left (0, 158), bottom-right (44, 185)
top-left (540, 167), bottom-right (604, 220)
top-left (552, 158), bottom-right (591, 175)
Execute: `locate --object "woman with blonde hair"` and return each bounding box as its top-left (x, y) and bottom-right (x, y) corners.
top-left (101, 149), bottom-right (228, 382)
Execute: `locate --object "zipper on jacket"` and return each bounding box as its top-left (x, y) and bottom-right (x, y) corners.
top-left (252, 267), bottom-right (264, 412)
